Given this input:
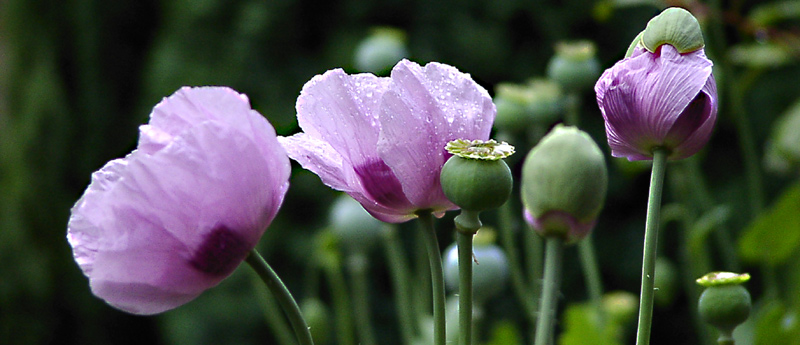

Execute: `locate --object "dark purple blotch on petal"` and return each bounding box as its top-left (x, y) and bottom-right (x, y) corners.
top-left (354, 159), bottom-right (413, 210)
top-left (190, 225), bottom-right (250, 276)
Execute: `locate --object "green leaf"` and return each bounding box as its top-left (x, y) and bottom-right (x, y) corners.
top-left (558, 302), bottom-right (622, 345)
top-left (738, 181), bottom-right (800, 265)
top-left (752, 301), bottom-right (800, 345)
top-left (483, 320), bottom-right (523, 345)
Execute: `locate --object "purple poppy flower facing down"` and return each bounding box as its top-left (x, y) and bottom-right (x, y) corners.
top-left (595, 45), bottom-right (717, 161)
top-left (280, 59), bottom-right (495, 223)
top-left (67, 87), bottom-right (290, 315)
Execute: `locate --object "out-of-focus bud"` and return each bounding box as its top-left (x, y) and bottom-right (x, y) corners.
top-left (301, 298), bottom-right (331, 345)
top-left (330, 195), bottom-right (385, 254)
top-left (546, 41), bottom-right (601, 93)
top-left (603, 290), bottom-right (638, 326)
top-left (654, 258), bottom-right (678, 307)
top-left (493, 79), bottom-right (563, 132)
top-left (697, 272), bottom-right (752, 342)
top-left (765, 100), bottom-right (800, 175)
top-left (354, 27), bottom-right (408, 74)
top-left (443, 229), bottom-right (510, 303)
top-left (521, 125), bottom-right (608, 244)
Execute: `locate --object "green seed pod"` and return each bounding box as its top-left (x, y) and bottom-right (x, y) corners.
top-left (603, 291), bottom-right (638, 326)
top-left (641, 7), bottom-right (705, 54)
top-left (440, 140), bottom-right (514, 214)
top-left (330, 195), bottom-right (384, 254)
top-left (546, 41), bottom-right (601, 93)
top-left (697, 272), bottom-right (752, 340)
top-left (521, 125), bottom-right (608, 243)
top-left (354, 27), bottom-right (408, 74)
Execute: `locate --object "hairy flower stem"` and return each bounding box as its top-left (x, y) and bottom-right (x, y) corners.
top-left (348, 253), bottom-right (377, 345)
top-left (418, 210), bottom-right (447, 345)
top-left (383, 225), bottom-right (417, 345)
top-left (534, 237), bottom-right (564, 345)
top-left (246, 249), bottom-right (315, 345)
top-left (635, 148), bottom-right (668, 345)
top-left (499, 201), bottom-right (539, 321)
top-left (454, 209), bottom-right (481, 345)
top-left (457, 231), bottom-right (475, 345)
top-left (578, 236), bottom-right (606, 328)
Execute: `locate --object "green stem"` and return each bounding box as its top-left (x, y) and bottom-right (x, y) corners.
top-left (499, 201), bottom-right (539, 320)
top-left (564, 92), bottom-right (581, 127)
top-left (251, 274), bottom-right (296, 345)
top-left (414, 221), bottom-right (432, 316)
top-left (578, 236), bottom-right (606, 328)
top-left (383, 225), bottom-right (418, 345)
top-left (324, 255), bottom-right (356, 345)
top-left (635, 148), bottom-right (668, 345)
top-left (457, 230), bottom-right (475, 345)
top-left (418, 210), bottom-right (446, 345)
top-left (348, 253), bottom-right (377, 345)
top-left (524, 223), bottom-right (544, 301)
top-left (246, 249), bottom-right (315, 345)
top-left (534, 237), bottom-right (564, 345)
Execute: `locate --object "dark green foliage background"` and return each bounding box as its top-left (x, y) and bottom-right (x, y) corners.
top-left (1, 0), bottom-right (798, 344)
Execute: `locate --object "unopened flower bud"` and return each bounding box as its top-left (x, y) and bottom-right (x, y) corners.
top-left (641, 7), bottom-right (705, 54)
top-left (354, 27), bottom-right (408, 74)
top-left (546, 41), bottom-right (601, 93)
top-left (441, 139), bottom-right (514, 215)
top-left (494, 80), bottom-right (563, 132)
top-left (697, 272), bottom-right (752, 341)
top-left (330, 195), bottom-right (384, 254)
top-left (521, 125), bottom-right (607, 243)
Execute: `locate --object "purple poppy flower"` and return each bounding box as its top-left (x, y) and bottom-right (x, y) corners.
top-left (595, 44), bottom-right (717, 161)
top-left (279, 59), bottom-right (495, 223)
top-left (67, 87), bottom-right (290, 315)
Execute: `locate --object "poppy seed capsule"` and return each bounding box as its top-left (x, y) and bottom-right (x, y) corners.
top-left (546, 41), bottom-right (601, 93)
top-left (521, 125), bottom-right (607, 243)
top-left (697, 272), bottom-right (752, 339)
top-left (440, 140), bottom-right (514, 213)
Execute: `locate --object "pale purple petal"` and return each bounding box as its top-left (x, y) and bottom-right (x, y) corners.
top-left (295, 69), bottom-right (391, 167)
top-left (378, 60), bottom-right (495, 208)
top-left (668, 75), bottom-right (718, 160)
top-left (68, 87), bottom-right (290, 314)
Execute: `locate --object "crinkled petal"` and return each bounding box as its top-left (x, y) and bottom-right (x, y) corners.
top-left (378, 59), bottom-right (495, 208)
top-left (596, 46), bottom-right (713, 160)
top-left (69, 106), bottom-right (289, 314)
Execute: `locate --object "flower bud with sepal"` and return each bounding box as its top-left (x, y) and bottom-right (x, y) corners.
top-left (521, 125), bottom-right (608, 243)
top-left (641, 7), bottom-right (705, 54)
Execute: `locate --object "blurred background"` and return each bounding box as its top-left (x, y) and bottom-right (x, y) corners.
top-left (1, 0), bottom-right (799, 344)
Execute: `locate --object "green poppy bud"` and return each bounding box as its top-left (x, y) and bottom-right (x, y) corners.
top-left (493, 80), bottom-right (563, 132)
top-left (697, 272), bottom-right (752, 342)
top-left (521, 125), bottom-right (608, 243)
top-left (441, 139), bottom-right (514, 215)
top-left (603, 290), bottom-right (638, 326)
top-left (546, 41), bottom-right (601, 93)
top-left (330, 195), bottom-right (385, 254)
top-left (641, 7), bottom-right (705, 54)
top-left (354, 27), bottom-right (408, 74)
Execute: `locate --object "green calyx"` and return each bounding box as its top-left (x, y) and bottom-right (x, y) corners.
top-left (641, 7), bottom-right (705, 54)
top-left (441, 140), bottom-right (514, 214)
top-left (521, 125), bottom-right (608, 238)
